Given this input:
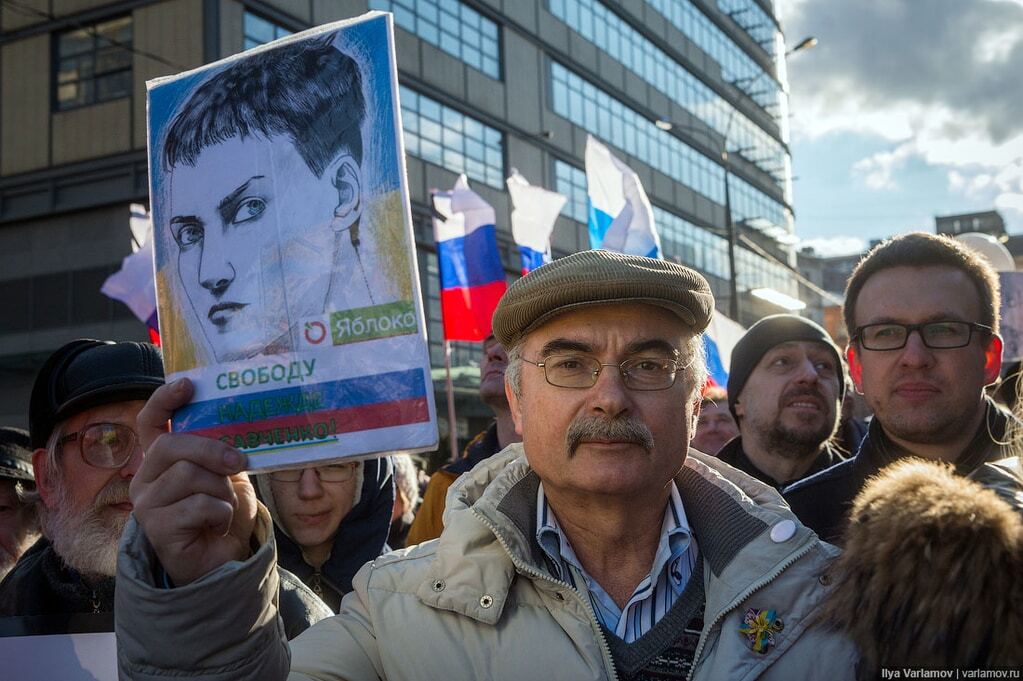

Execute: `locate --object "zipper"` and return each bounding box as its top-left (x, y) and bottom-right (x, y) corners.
top-left (310, 571), bottom-right (324, 599)
top-left (472, 507), bottom-right (620, 681)
top-left (685, 535), bottom-right (818, 681)
top-left (91, 589), bottom-right (101, 614)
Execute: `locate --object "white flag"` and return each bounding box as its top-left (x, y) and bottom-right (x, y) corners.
top-left (585, 135), bottom-right (662, 259)
top-left (506, 169), bottom-right (566, 273)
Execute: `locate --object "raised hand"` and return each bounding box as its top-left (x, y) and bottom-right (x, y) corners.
top-left (130, 378), bottom-right (257, 585)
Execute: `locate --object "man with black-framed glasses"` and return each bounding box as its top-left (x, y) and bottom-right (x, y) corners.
top-left (784, 232), bottom-right (1017, 546)
top-left (0, 339), bottom-right (332, 640)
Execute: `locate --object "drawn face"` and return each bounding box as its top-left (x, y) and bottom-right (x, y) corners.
top-left (166, 134), bottom-right (349, 362)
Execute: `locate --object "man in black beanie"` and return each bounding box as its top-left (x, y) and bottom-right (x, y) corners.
top-left (717, 314), bottom-right (846, 489)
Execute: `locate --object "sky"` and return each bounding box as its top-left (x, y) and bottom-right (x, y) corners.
top-left (779, 0), bottom-right (1023, 256)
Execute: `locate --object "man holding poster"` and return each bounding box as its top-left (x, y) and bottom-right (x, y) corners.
top-left (147, 13), bottom-right (436, 471)
top-left (116, 251), bottom-right (854, 680)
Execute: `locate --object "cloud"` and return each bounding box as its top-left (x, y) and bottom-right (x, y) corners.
top-left (781, 0), bottom-right (1023, 229)
top-left (798, 235), bottom-right (868, 257)
top-left (783, 0), bottom-right (1023, 143)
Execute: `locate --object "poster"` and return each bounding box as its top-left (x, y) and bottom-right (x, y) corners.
top-left (999, 271), bottom-right (1023, 361)
top-left (147, 12), bottom-right (437, 469)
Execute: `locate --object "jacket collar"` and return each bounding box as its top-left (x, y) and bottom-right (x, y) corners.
top-left (420, 445), bottom-right (820, 626)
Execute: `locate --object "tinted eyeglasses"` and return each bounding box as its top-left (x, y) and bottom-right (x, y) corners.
top-left (521, 354), bottom-right (685, 391)
top-left (268, 463), bottom-right (358, 483)
top-left (852, 321), bottom-right (993, 351)
top-left (57, 423), bottom-right (139, 469)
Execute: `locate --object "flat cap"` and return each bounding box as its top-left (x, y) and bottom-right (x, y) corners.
top-left (29, 339), bottom-right (164, 449)
top-left (492, 250), bottom-right (715, 347)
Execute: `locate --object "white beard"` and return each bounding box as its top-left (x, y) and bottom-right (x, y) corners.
top-left (45, 478), bottom-right (130, 579)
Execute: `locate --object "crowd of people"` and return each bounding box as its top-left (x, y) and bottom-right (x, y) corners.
top-left (0, 232), bottom-right (1020, 678)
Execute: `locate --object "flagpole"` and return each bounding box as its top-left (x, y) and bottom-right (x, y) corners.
top-left (443, 340), bottom-right (459, 463)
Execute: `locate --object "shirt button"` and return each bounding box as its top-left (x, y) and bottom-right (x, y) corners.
top-left (770, 519), bottom-right (796, 543)
top-left (432, 579), bottom-right (446, 592)
top-left (480, 594), bottom-right (494, 608)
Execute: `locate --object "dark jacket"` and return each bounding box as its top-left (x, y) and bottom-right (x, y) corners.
top-left (260, 458), bottom-right (395, 612)
top-left (0, 536), bottom-right (330, 640)
top-left (405, 422), bottom-right (504, 546)
top-left (783, 398), bottom-right (1018, 545)
top-left (716, 436), bottom-right (846, 490)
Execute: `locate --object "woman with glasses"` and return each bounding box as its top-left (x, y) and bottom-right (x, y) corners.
top-left (255, 457), bottom-right (394, 612)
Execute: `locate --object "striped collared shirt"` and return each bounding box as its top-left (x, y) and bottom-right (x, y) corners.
top-left (536, 482), bottom-right (698, 643)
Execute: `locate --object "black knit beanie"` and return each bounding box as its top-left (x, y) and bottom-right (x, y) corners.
top-left (727, 314), bottom-right (845, 419)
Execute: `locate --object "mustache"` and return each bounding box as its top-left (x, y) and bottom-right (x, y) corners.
top-left (94, 478), bottom-right (131, 507)
top-left (566, 416), bottom-right (654, 456)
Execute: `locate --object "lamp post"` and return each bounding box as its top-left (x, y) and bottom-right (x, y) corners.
top-left (654, 35), bottom-right (817, 322)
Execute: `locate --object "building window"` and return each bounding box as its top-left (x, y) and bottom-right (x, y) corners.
top-left (54, 16), bottom-right (132, 111)
top-left (546, 0), bottom-right (787, 191)
top-left (244, 11), bottom-right (292, 50)
top-left (401, 86), bottom-right (504, 188)
top-left (646, 0), bottom-right (781, 108)
top-left (554, 160), bottom-right (588, 223)
top-left (549, 61), bottom-right (790, 232)
top-left (370, 0), bottom-right (500, 78)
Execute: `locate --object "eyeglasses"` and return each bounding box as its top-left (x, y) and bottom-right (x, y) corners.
top-left (57, 423), bottom-right (139, 469)
top-left (852, 321), bottom-right (993, 351)
top-left (521, 354), bottom-right (685, 391)
top-left (268, 463), bottom-right (358, 483)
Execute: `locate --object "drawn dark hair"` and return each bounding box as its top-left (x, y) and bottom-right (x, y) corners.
top-left (163, 36), bottom-right (365, 177)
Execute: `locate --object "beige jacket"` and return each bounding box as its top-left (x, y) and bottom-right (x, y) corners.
top-left (116, 447), bottom-right (857, 680)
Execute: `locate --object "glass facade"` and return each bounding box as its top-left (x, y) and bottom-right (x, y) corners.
top-left (646, 0), bottom-right (781, 111)
top-left (555, 160), bottom-right (796, 296)
top-left (550, 61), bottom-right (789, 231)
top-left (547, 0), bottom-right (787, 190)
top-left (370, 0), bottom-right (500, 78)
top-left (54, 16), bottom-right (132, 111)
top-left (715, 0), bottom-right (781, 57)
top-left (400, 86), bottom-right (504, 188)
top-left (243, 11), bottom-right (291, 50)
top-left (245, 11), bottom-right (294, 50)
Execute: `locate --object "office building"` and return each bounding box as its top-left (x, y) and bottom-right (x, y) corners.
top-left (0, 0), bottom-right (801, 448)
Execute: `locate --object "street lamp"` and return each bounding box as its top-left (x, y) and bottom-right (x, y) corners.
top-left (653, 35), bottom-right (817, 322)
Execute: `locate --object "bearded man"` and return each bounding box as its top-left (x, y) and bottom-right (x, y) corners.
top-left (0, 340), bottom-right (163, 616)
top-left (0, 340), bottom-right (331, 639)
top-left (717, 315), bottom-right (846, 490)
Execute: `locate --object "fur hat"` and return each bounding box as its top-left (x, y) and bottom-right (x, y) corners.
top-left (823, 459), bottom-right (1023, 673)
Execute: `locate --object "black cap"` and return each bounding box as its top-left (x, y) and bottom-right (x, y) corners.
top-left (29, 340), bottom-right (164, 449)
top-left (0, 427), bottom-right (33, 481)
top-left (727, 314), bottom-right (844, 419)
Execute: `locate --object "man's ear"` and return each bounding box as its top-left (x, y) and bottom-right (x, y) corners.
top-left (32, 447), bottom-right (56, 508)
top-left (330, 153), bottom-right (362, 232)
top-left (846, 345), bottom-right (864, 393)
top-left (983, 334), bottom-right (1003, 386)
top-left (505, 378), bottom-right (524, 437)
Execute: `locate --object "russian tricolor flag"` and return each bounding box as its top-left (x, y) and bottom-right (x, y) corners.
top-left (101, 204), bottom-right (161, 345)
top-left (703, 312), bottom-right (745, 387)
top-left (506, 169), bottom-right (566, 274)
top-left (585, 135), bottom-right (662, 259)
top-left (431, 175), bottom-right (508, 342)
